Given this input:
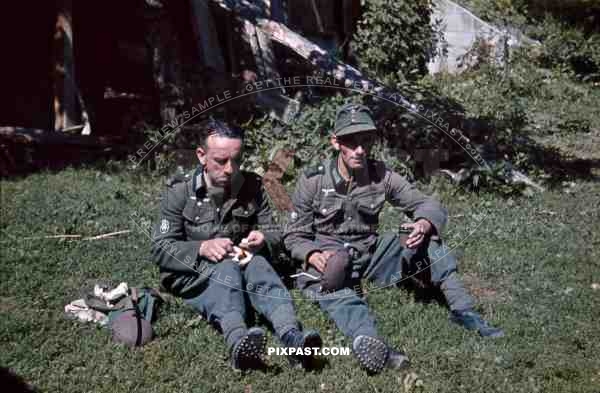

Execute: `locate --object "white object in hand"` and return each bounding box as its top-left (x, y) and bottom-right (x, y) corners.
top-left (231, 246), bottom-right (253, 266)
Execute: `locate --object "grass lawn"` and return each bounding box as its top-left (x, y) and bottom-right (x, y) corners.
top-left (1, 157), bottom-right (599, 392)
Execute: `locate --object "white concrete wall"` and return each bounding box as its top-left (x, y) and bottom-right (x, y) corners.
top-left (428, 0), bottom-right (538, 74)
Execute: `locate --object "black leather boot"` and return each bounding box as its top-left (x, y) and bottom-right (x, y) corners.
top-left (450, 309), bottom-right (505, 338)
top-left (230, 327), bottom-right (268, 371)
top-left (281, 328), bottom-right (323, 370)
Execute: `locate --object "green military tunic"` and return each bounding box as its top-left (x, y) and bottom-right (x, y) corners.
top-left (283, 155), bottom-right (447, 264)
top-left (282, 154), bottom-right (477, 340)
top-left (151, 167), bottom-right (280, 298)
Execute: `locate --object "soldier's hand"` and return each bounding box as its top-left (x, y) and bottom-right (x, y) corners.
top-left (403, 219), bottom-right (432, 249)
top-left (199, 238), bottom-right (234, 262)
top-left (242, 230), bottom-right (265, 252)
top-left (307, 250), bottom-right (335, 273)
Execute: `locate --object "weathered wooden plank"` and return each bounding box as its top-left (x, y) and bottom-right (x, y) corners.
top-left (146, 3), bottom-right (187, 129)
top-left (241, 19), bottom-right (300, 123)
top-left (54, 0), bottom-right (91, 134)
top-left (287, 0), bottom-right (336, 35)
top-left (257, 18), bottom-right (413, 108)
top-left (190, 0), bottom-right (226, 71)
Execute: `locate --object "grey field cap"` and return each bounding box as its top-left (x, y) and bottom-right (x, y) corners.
top-left (111, 310), bottom-right (154, 347)
top-left (333, 103), bottom-right (377, 136)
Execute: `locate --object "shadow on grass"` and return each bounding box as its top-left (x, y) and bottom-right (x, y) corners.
top-left (0, 127), bottom-right (141, 179)
top-left (0, 368), bottom-right (39, 393)
top-left (514, 136), bottom-right (600, 186)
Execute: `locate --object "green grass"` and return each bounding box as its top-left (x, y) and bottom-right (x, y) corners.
top-left (1, 163), bottom-right (599, 393)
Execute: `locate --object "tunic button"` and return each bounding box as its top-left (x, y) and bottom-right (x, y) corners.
top-left (347, 216), bottom-right (353, 221)
top-left (195, 216), bottom-right (200, 221)
top-left (321, 208), bottom-right (327, 214)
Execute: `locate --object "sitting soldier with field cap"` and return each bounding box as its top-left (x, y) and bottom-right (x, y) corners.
top-left (283, 103), bottom-right (504, 374)
top-left (151, 119), bottom-right (322, 371)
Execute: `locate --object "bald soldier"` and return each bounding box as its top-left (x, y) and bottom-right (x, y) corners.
top-left (151, 119), bottom-right (321, 371)
top-left (283, 103), bottom-right (503, 374)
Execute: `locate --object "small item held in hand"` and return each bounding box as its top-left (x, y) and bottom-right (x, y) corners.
top-left (398, 225), bottom-right (412, 247)
top-left (319, 249), bottom-right (351, 293)
top-left (231, 240), bottom-right (253, 266)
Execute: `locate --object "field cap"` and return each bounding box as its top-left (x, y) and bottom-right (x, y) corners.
top-left (333, 103), bottom-right (377, 136)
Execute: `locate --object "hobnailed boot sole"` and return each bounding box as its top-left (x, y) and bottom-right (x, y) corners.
top-left (231, 327), bottom-right (268, 371)
top-left (352, 335), bottom-right (389, 374)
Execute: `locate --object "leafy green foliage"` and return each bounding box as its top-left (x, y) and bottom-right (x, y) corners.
top-left (352, 0), bottom-right (442, 84)
top-left (529, 17), bottom-right (600, 82)
top-left (430, 43), bottom-right (600, 193)
top-left (242, 96), bottom-right (345, 183)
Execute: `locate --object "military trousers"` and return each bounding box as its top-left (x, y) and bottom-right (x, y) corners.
top-left (184, 255), bottom-right (299, 348)
top-left (296, 233), bottom-right (475, 339)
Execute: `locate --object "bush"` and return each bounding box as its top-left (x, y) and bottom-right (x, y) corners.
top-left (243, 95), bottom-right (352, 184)
top-left (530, 17), bottom-right (600, 82)
top-left (352, 0), bottom-right (442, 84)
top-left (457, 0), bottom-right (600, 82)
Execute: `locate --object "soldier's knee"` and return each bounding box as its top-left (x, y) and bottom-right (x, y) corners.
top-left (246, 255), bottom-right (274, 273)
top-left (213, 259), bottom-right (242, 276)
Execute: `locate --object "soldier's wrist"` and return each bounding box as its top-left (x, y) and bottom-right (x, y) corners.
top-left (306, 250), bottom-right (321, 261)
top-left (415, 218), bottom-right (435, 235)
top-left (197, 241), bottom-right (206, 257)
top-left (304, 250), bottom-right (321, 270)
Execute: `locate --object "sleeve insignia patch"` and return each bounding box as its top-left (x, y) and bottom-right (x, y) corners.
top-left (159, 219), bottom-right (170, 234)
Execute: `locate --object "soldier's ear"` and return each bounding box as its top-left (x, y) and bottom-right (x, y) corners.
top-left (196, 146), bottom-right (207, 166)
top-left (330, 135), bottom-right (340, 151)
